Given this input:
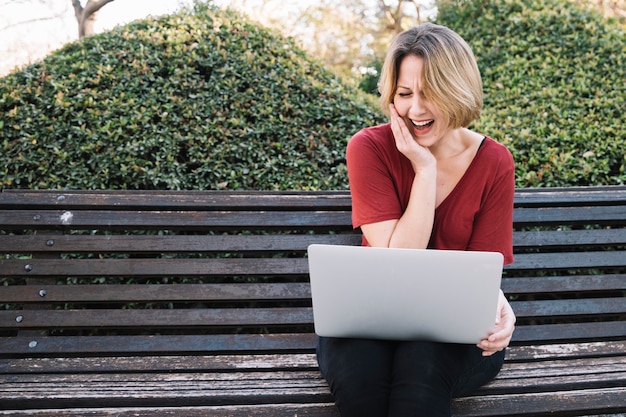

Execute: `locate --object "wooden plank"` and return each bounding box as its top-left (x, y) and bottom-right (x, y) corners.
top-left (505, 251), bottom-right (626, 270)
top-left (502, 274), bottom-right (626, 294)
top-left (452, 387), bottom-right (626, 416)
top-left (1, 308), bottom-right (314, 329)
top-left (0, 353), bottom-right (321, 374)
top-left (0, 371), bottom-right (334, 409)
top-left (0, 403), bottom-right (340, 417)
top-left (3, 297), bottom-right (623, 331)
top-left (504, 340), bottom-right (626, 362)
top-left (0, 234), bottom-right (362, 254)
top-left (0, 334), bottom-right (318, 356)
top-left (3, 229), bottom-right (623, 254)
top-left (512, 185), bottom-right (626, 206)
top-left (2, 341), bottom-right (624, 373)
top-left (513, 228), bottom-right (626, 248)
top-left (512, 321), bottom-right (626, 342)
top-left (493, 356), bottom-right (626, 381)
top-left (3, 276), bottom-right (622, 304)
top-left (2, 366), bottom-right (624, 404)
top-left (0, 257), bottom-right (310, 277)
top-left (0, 283), bottom-right (313, 303)
top-left (0, 190), bottom-right (354, 210)
top-left (1, 251), bottom-right (624, 277)
top-left (0, 210), bottom-right (354, 230)
top-left (1, 323), bottom-right (624, 356)
top-left (1, 398), bottom-right (624, 417)
top-left (1, 367), bottom-right (624, 410)
top-left (513, 205), bottom-right (626, 226)
top-left (2, 206), bottom-right (625, 230)
top-left (511, 298), bottom-right (626, 317)
top-left (3, 185), bottom-right (625, 208)
top-left (4, 298), bottom-right (621, 332)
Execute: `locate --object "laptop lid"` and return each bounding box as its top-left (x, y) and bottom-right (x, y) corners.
top-left (307, 244), bottom-right (503, 344)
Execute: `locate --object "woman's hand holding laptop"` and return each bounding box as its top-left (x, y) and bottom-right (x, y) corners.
top-left (478, 289), bottom-right (516, 356)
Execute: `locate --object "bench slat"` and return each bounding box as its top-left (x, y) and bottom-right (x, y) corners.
top-left (3, 299), bottom-right (623, 330)
top-left (0, 190), bottom-right (355, 210)
top-left (1, 308), bottom-right (314, 329)
top-left (1, 369), bottom-right (623, 414)
top-left (0, 234), bottom-right (362, 254)
top-left (0, 283), bottom-right (313, 303)
top-left (502, 274), bottom-right (626, 294)
top-left (1, 400), bottom-right (624, 417)
top-left (512, 321), bottom-right (626, 342)
top-left (452, 387), bottom-right (626, 416)
top-left (3, 275), bottom-right (623, 304)
top-left (0, 334), bottom-right (318, 356)
top-left (513, 205), bottom-right (626, 225)
top-left (513, 228), bottom-right (626, 248)
top-left (505, 251), bottom-right (626, 270)
top-left (2, 229), bottom-right (623, 254)
top-left (0, 210), bottom-right (354, 230)
top-left (512, 186), bottom-right (626, 206)
top-left (2, 251), bottom-right (624, 277)
top-left (511, 298), bottom-right (626, 317)
top-left (3, 342), bottom-right (624, 373)
top-left (0, 371), bottom-right (334, 409)
top-left (3, 186), bottom-right (626, 208)
top-left (4, 360), bottom-right (626, 392)
top-left (2, 205), bottom-right (625, 230)
top-left (0, 404), bottom-right (340, 417)
top-left (0, 258), bottom-right (310, 277)
top-left (1, 321), bottom-right (624, 357)
top-left (3, 363), bottom-right (625, 399)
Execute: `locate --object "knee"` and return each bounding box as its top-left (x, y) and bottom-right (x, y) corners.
top-left (317, 337), bottom-right (393, 417)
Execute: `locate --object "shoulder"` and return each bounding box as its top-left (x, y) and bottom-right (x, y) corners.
top-left (347, 123), bottom-right (396, 159)
top-left (348, 123), bottom-right (392, 147)
top-left (480, 137), bottom-right (514, 169)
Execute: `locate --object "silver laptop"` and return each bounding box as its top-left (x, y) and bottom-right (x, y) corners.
top-left (307, 244), bottom-right (503, 344)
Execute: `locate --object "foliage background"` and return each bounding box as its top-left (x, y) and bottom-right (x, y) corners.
top-left (436, 0), bottom-right (625, 187)
top-left (0, 0), bottom-right (624, 190)
top-left (0, 2), bottom-right (385, 190)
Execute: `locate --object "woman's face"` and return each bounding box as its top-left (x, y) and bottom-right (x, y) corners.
top-left (392, 54), bottom-right (448, 148)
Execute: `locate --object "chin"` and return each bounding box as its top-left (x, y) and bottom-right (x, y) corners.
top-left (413, 133), bottom-right (438, 148)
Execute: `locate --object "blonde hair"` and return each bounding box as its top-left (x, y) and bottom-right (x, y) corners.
top-left (378, 23), bottom-right (483, 129)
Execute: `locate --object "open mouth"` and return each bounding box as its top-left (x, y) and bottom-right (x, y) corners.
top-left (411, 119), bottom-right (434, 132)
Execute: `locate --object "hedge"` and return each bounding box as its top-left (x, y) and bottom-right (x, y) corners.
top-left (0, 0), bottom-right (624, 190)
top-left (436, 0), bottom-right (625, 186)
top-left (0, 2), bottom-right (384, 190)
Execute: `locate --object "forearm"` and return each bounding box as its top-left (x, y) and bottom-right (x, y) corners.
top-left (360, 165), bottom-right (436, 249)
top-left (388, 169), bottom-right (436, 248)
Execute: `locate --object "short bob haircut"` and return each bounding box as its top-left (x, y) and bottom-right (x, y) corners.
top-left (378, 23), bottom-right (483, 129)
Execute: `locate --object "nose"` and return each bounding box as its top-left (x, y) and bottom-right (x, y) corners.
top-left (409, 94), bottom-right (426, 115)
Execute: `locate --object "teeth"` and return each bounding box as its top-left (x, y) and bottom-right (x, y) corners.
top-left (412, 119), bottom-right (434, 127)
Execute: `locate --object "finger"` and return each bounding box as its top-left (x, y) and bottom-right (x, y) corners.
top-left (389, 109), bottom-right (411, 151)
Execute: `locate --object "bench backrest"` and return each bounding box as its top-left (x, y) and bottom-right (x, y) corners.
top-left (1, 187), bottom-right (625, 357)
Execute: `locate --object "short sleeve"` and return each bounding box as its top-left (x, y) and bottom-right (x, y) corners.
top-left (346, 126), bottom-right (406, 229)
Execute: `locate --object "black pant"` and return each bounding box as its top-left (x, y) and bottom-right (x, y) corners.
top-left (317, 337), bottom-right (505, 417)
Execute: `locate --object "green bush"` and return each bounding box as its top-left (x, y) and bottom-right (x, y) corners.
top-left (1, 0), bottom-right (624, 190)
top-left (0, 2), bottom-right (384, 190)
top-left (436, 0), bottom-right (625, 186)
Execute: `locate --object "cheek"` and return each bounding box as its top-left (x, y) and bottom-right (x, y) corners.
top-left (392, 100), bottom-right (410, 116)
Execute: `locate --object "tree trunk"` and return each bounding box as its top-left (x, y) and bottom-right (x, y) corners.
top-left (72, 0), bottom-right (115, 38)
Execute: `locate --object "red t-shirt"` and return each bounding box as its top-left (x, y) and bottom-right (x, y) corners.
top-left (346, 123), bottom-right (515, 265)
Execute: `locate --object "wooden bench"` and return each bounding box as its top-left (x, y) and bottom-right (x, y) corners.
top-left (1, 186), bottom-right (625, 416)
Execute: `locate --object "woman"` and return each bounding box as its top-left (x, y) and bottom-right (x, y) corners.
top-left (317, 23), bottom-right (516, 417)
